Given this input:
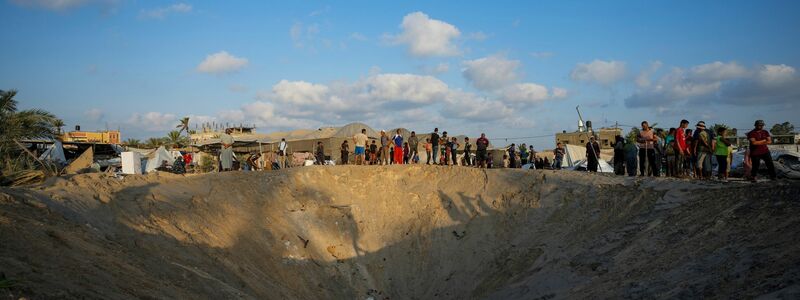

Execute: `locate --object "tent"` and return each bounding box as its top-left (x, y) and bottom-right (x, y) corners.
top-left (38, 140), bottom-right (66, 164)
top-left (561, 144), bottom-right (614, 172)
top-left (145, 146), bottom-right (174, 173)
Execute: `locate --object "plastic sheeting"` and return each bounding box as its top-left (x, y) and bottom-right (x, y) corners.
top-left (38, 140), bottom-right (66, 164)
top-left (145, 146), bottom-right (174, 173)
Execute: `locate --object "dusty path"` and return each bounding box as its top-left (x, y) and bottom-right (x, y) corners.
top-left (1, 166), bottom-right (798, 299)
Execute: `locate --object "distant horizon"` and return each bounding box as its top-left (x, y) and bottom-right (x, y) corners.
top-left (2, 1), bottom-right (798, 149)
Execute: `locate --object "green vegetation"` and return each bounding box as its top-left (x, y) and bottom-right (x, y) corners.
top-left (770, 122), bottom-right (795, 135)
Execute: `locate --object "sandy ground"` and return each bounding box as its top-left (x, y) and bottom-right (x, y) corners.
top-left (1, 166), bottom-right (798, 299)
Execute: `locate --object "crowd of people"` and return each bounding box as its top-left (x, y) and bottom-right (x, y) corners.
top-left (217, 119), bottom-right (778, 182)
top-left (601, 119), bottom-right (777, 182)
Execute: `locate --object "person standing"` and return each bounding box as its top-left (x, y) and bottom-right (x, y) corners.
top-left (340, 140), bottom-right (350, 165)
top-left (424, 138), bottom-right (432, 165)
top-left (694, 122), bottom-right (713, 179)
top-left (450, 137), bottom-right (459, 166)
top-left (278, 138), bottom-right (288, 169)
top-left (715, 127), bottom-right (732, 181)
top-left (625, 139), bottom-right (638, 176)
top-left (403, 142), bottom-right (410, 164)
top-left (586, 136), bottom-right (601, 172)
top-left (315, 141), bottom-right (325, 165)
top-left (747, 120), bottom-right (777, 181)
top-left (220, 128), bottom-right (235, 171)
top-left (380, 130), bottom-right (390, 165)
top-left (637, 121), bottom-right (658, 176)
top-left (519, 144), bottom-right (528, 166)
top-left (441, 131), bottom-right (449, 165)
top-left (508, 143), bottom-right (517, 168)
top-left (675, 120), bottom-right (689, 177)
top-left (369, 140), bottom-right (378, 165)
top-left (393, 129), bottom-right (404, 165)
top-left (353, 129), bottom-right (368, 165)
top-left (476, 133), bottom-right (490, 168)
top-left (430, 128), bottom-right (440, 165)
top-left (553, 142), bottom-right (565, 170)
top-left (613, 135), bottom-right (625, 175)
top-left (463, 137), bottom-right (472, 166)
top-left (408, 131), bottom-right (419, 164)
top-left (528, 145), bottom-right (536, 168)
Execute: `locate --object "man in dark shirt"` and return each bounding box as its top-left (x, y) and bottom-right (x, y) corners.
top-left (508, 143), bottom-right (517, 168)
top-left (476, 133), bottom-right (489, 168)
top-left (586, 136), bottom-right (601, 172)
top-left (463, 137), bottom-right (472, 166)
top-left (430, 128), bottom-right (440, 165)
top-left (553, 142), bottom-right (565, 170)
top-left (747, 119), bottom-right (776, 181)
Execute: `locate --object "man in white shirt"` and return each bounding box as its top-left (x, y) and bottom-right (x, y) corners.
top-left (278, 138), bottom-right (288, 169)
top-left (353, 129), bottom-right (368, 165)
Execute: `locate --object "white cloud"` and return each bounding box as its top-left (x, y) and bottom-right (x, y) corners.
top-left (126, 112), bottom-right (178, 132)
top-left (196, 51), bottom-right (249, 74)
top-left (388, 12), bottom-right (461, 57)
top-left (625, 62), bottom-right (800, 108)
top-left (442, 92), bottom-right (514, 122)
top-left (635, 61), bottom-right (663, 87)
top-left (84, 108), bottom-right (104, 122)
top-left (421, 62), bottom-right (450, 75)
top-left (570, 60), bottom-right (627, 85)
top-left (270, 80), bottom-right (330, 106)
top-left (362, 73), bottom-right (449, 103)
top-left (500, 83), bottom-right (549, 103)
top-left (551, 87), bottom-right (568, 99)
top-left (462, 55), bottom-right (520, 90)
top-left (139, 3), bottom-right (192, 19)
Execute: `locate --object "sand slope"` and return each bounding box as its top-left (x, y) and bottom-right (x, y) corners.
top-left (1, 166), bottom-right (798, 299)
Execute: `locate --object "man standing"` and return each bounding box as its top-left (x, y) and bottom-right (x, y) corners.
top-left (380, 130), bottom-right (390, 165)
top-left (463, 137), bottom-right (472, 166)
top-left (408, 131), bottom-right (419, 164)
top-left (694, 121), bottom-right (713, 179)
top-left (508, 143), bottom-right (517, 168)
top-left (353, 129), bottom-right (368, 165)
top-left (315, 141), bottom-right (325, 165)
top-left (675, 120), bottom-right (689, 177)
top-left (586, 136), bottom-right (601, 172)
top-left (450, 137), bottom-right (459, 166)
top-left (430, 128), bottom-right (440, 165)
top-left (613, 135), bottom-right (625, 175)
top-left (476, 133), bottom-right (490, 168)
top-left (393, 129), bottom-right (404, 164)
top-left (424, 138), bottom-right (432, 165)
top-left (220, 128), bottom-right (234, 171)
top-left (340, 140), bottom-right (350, 165)
top-left (553, 142), bottom-right (565, 170)
top-left (278, 138), bottom-right (288, 169)
top-left (747, 120), bottom-right (777, 181)
top-left (637, 121), bottom-right (658, 176)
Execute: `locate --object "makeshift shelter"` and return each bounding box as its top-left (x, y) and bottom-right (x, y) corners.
top-left (145, 146), bottom-right (175, 173)
top-left (38, 140), bottom-right (66, 164)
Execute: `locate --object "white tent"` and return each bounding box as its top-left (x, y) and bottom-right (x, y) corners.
top-left (38, 140), bottom-right (66, 164)
top-left (563, 144), bottom-right (614, 172)
top-left (145, 146), bottom-right (174, 173)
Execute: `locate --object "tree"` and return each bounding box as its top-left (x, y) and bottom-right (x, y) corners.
top-left (145, 137), bottom-right (163, 148)
top-left (166, 130), bottom-right (186, 148)
top-left (123, 138), bottom-right (141, 147)
top-left (176, 117), bottom-right (190, 137)
top-left (712, 123), bottom-right (734, 137)
top-left (0, 89), bottom-right (60, 156)
top-left (770, 122), bottom-right (795, 136)
top-left (53, 119), bottom-right (65, 135)
top-left (625, 127), bottom-right (640, 145)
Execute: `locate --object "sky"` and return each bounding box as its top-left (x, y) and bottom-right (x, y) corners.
top-left (2, 0), bottom-right (799, 149)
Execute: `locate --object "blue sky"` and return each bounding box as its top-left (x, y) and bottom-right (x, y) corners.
top-left (2, 0), bottom-right (799, 149)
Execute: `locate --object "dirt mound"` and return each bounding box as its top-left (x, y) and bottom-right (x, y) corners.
top-left (1, 166), bottom-right (799, 299)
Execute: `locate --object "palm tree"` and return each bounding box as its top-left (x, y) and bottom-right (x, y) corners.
top-left (123, 138), bottom-right (142, 147)
top-left (166, 130), bottom-right (185, 148)
top-left (53, 119), bottom-right (65, 135)
top-left (145, 137), bottom-right (163, 148)
top-left (0, 89), bottom-right (60, 157)
top-left (176, 117), bottom-right (190, 136)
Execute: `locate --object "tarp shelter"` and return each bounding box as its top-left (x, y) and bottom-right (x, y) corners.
top-left (145, 146), bottom-right (174, 173)
top-left (38, 140), bottom-right (66, 164)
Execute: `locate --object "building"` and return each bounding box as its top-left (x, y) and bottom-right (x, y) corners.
top-left (555, 127), bottom-right (623, 148)
top-left (190, 125), bottom-right (258, 143)
top-left (62, 130), bottom-right (121, 144)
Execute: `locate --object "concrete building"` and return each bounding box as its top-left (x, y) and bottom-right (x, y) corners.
top-left (62, 130), bottom-right (121, 144)
top-left (555, 127), bottom-right (623, 149)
